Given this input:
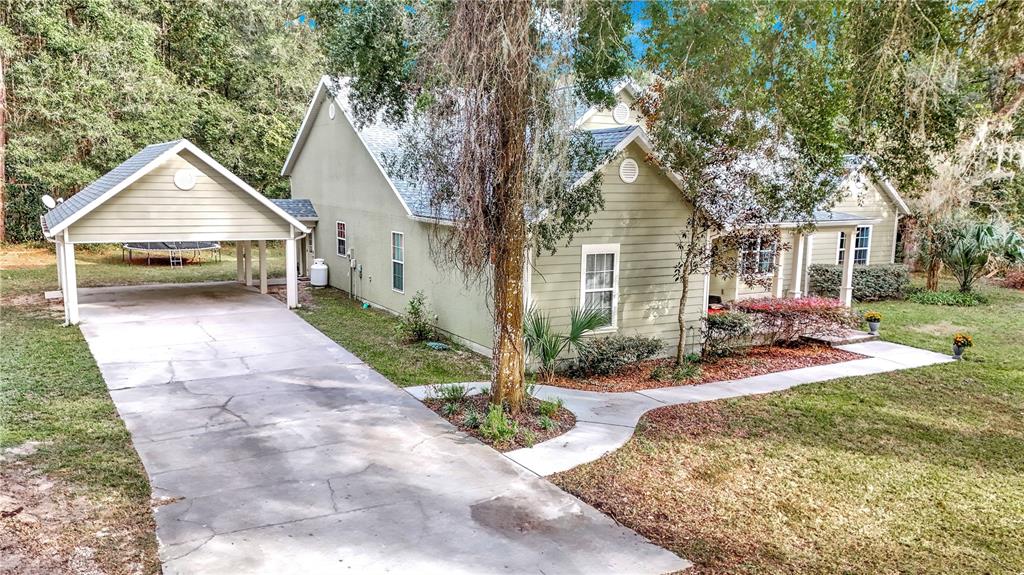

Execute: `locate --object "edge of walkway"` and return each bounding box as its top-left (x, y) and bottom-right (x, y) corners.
top-left (405, 341), bottom-right (954, 477)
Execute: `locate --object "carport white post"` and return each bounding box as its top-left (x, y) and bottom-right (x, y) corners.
top-left (258, 240), bottom-right (268, 294)
top-left (244, 240), bottom-right (253, 287)
top-left (235, 242), bottom-right (244, 282)
top-left (840, 225), bottom-right (857, 307)
top-left (60, 230), bottom-right (80, 325)
top-left (285, 229), bottom-right (298, 308)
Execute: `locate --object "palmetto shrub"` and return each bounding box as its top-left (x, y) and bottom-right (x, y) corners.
top-left (735, 296), bottom-right (855, 345)
top-left (523, 306), bottom-right (608, 381)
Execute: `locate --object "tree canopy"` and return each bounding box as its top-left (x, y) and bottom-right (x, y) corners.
top-left (1, 0), bottom-right (323, 242)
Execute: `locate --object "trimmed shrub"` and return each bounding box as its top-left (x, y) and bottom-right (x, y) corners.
top-left (735, 296), bottom-right (856, 345)
top-left (907, 289), bottom-right (987, 307)
top-left (807, 264), bottom-right (910, 301)
top-left (576, 334), bottom-right (662, 376)
top-left (701, 311), bottom-right (754, 358)
top-left (397, 291), bottom-right (436, 342)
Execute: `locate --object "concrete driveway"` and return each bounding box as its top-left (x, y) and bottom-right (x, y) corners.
top-left (78, 283), bottom-right (688, 574)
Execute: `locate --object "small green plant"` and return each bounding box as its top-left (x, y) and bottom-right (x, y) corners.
top-left (479, 404), bottom-right (518, 445)
top-left (462, 409), bottom-right (481, 428)
top-left (685, 352), bottom-right (701, 364)
top-left (538, 397), bottom-right (563, 418)
top-left (672, 361), bottom-right (701, 381)
top-left (521, 428), bottom-right (537, 448)
top-left (864, 310), bottom-right (882, 322)
top-left (650, 365), bottom-right (669, 381)
top-left (538, 415), bottom-right (555, 430)
top-left (397, 290), bottom-right (437, 342)
top-left (441, 402), bottom-right (458, 417)
top-left (524, 305), bottom-right (609, 381)
top-left (431, 383), bottom-right (469, 404)
top-left (479, 386), bottom-right (490, 396)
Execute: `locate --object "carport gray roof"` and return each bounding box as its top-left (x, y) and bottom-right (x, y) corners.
top-left (43, 140), bottom-right (182, 231)
top-left (271, 199), bottom-right (318, 220)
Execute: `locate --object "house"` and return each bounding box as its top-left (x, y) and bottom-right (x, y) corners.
top-left (281, 77), bottom-right (909, 356)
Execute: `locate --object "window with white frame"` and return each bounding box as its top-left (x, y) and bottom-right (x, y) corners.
top-left (581, 244), bottom-right (619, 328)
top-left (739, 237), bottom-right (776, 275)
top-left (853, 226), bottom-right (871, 265)
top-left (336, 222), bottom-right (347, 257)
top-left (837, 226), bottom-right (871, 265)
top-left (391, 232), bottom-right (404, 292)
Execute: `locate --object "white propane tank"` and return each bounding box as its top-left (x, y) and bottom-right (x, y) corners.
top-left (310, 258), bottom-right (328, 287)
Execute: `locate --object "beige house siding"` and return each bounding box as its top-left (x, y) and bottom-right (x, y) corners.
top-left (578, 91), bottom-right (643, 130)
top-left (288, 93), bottom-right (494, 353)
top-left (712, 177), bottom-right (901, 301)
top-left (66, 151), bottom-right (292, 243)
top-left (530, 142), bottom-right (706, 354)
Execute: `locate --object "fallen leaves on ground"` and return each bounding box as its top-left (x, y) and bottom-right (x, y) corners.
top-left (547, 344), bottom-right (863, 392)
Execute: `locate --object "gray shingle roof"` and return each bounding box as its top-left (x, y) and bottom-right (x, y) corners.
top-left (775, 210), bottom-right (871, 225)
top-left (271, 199), bottom-right (318, 220)
top-left (43, 140), bottom-right (183, 232)
top-left (588, 125), bottom-right (639, 154)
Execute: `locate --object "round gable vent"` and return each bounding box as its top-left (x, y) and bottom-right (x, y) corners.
top-left (328, 102), bottom-right (337, 120)
top-left (619, 158), bottom-right (639, 183)
top-left (612, 102), bottom-right (630, 124)
top-left (173, 168), bottom-right (197, 191)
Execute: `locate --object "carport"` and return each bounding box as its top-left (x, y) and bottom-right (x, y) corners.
top-left (41, 139), bottom-right (311, 324)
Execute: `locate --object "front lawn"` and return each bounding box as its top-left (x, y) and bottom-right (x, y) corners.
top-left (0, 305), bottom-right (159, 573)
top-left (552, 282), bottom-right (1024, 574)
top-left (297, 287), bottom-right (491, 386)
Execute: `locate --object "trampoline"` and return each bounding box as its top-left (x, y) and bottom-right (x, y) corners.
top-left (122, 241), bottom-right (221, 266)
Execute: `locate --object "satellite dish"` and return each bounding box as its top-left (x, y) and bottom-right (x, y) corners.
top-left (41, 194), bottom-right (57, 209)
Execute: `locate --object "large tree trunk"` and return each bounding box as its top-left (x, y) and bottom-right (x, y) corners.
top-left (0, 53), bottom-right (7, 243)
top-left (925, 258), bottom-right (942, 291)
top-left (486, 0), bottom-right (530, 414)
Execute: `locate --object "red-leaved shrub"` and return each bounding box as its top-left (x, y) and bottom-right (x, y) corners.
top-left (735, 296), bottom-right (856, 345)
top-left (1001, 270), bottom-right (1024, 290)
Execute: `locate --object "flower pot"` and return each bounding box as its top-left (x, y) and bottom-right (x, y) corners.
top-left (867, 321), bottom-right (880, 335)
top-left (952, 344), bottom-right (965, 360)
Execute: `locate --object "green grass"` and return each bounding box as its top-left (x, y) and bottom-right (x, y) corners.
top-left (297, 288), bottom-right (491, 387)
top-left (554, 281), bottom-right (1024, 575)
top-left (1, 242), bottom-right (284, 299)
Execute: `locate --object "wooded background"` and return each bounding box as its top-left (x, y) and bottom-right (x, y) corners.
top-left (1, 0), bottom-right (324, 243)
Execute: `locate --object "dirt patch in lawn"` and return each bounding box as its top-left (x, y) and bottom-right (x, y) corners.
top-left (423, 393), bottom-right (575, 452)
top-left (0, 448), bottom-right (159, 575)
top-left (548, 344), bottom-right (863, 392)
top-left (0, 246), bottom-right (53, 269)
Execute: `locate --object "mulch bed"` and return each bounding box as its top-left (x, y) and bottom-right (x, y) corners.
top-left (547, 344), bottom-right (864, 393)
top-left (423, 393), bottom-right (575, 452)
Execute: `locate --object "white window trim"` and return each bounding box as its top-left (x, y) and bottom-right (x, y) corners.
top-left (336, 221), bottom-right (348, 258)
top-left (391, 231), bottom-right (405, 294)
top-left (836, 230), bottom-right (846, 265)
top-left (739, 237), bottom-right (776, 276)
top-left (853, 225), bottom-right (872, 266)
top-left (580, 243), bottom-right (620, 331)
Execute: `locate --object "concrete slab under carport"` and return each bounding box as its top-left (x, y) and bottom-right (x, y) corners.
top-left (77, 283), bottom-right (689, 574)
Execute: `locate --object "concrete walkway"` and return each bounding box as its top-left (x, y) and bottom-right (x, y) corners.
top-left (406, 341), bottom-right (954, 476)
top-left (78, 283), bottom-right (688, 574)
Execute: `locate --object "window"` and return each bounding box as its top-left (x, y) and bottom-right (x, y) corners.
top-left (391, 232), bottom-right (404, 292)
top-left (838, 226), bottom-right (871, 265)
top-left (853, 226), bottom-right (871, 265)
top-left (739, 237), bottom-right (776, 275)
top-left (336, 221), bottom-right (347, 257)
top-left (580, 244), bottom-right (619, 328)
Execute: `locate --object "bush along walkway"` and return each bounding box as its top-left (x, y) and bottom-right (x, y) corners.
top-left (405, 341), bottom-right (953, 476)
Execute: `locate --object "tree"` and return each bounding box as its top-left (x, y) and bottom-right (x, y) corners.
top-left (311, 0), bottom-right (631, 412)
top-left (2, 0), bottom-right (322, 243)
top-left (639, 2), bottom-right (850, 364)
top-left (942, 217), bottom-right (1024, 293)
top-left (834, 1), bottom-right (1024, 289)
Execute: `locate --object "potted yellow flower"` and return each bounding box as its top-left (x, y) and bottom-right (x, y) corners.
top-left (952, 333), bottom-right (973, 360)
top-left (864, 311), bottom-right (882, 335)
